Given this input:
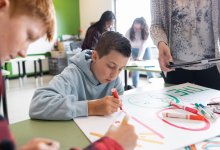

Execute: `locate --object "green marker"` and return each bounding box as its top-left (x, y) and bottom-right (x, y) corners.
top-left (195, 103), bottom-right (211, 120)
top-left (199, 104), bottom-right (218, 120)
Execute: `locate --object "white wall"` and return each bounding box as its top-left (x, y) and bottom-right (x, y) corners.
top-left (116, 0), bottom-right (151, 35)
top-left (79, 0), bottom-right (114, 38)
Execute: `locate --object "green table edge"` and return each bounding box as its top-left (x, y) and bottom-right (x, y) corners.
top-left (10, 119), bottom-right (90, 150)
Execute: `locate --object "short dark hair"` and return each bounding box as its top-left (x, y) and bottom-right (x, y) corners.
top-left (95, 31), bottom-right (131, 58)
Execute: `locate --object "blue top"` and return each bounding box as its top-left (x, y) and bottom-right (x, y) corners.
top-left (29, 50), bottom-right (124, 120)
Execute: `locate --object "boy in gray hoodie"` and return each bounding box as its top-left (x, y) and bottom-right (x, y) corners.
top-left (29, 31), bottom-right (131, 120)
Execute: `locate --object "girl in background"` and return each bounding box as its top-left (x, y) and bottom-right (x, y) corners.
top-left (126, 17), bottom-right (154, 87)
top-left (82, 11), bottom-right (116, 50)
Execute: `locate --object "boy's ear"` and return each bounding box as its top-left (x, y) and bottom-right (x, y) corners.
top-left (0, 0), bottom-right (9, 9)
top-left (92, 51), bottom-right (99, 61)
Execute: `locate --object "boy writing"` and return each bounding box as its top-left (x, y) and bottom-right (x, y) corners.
top-left (0, 0), bottom-right (137, 149)
top-left (29, 31), bottom-right (130, 120)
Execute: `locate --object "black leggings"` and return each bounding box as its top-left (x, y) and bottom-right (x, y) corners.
top-left (162, 66), bottom-right (220, 90)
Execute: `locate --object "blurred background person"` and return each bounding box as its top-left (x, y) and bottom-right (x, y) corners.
top-left (82, 10), bottom-right (116, 50)
top-left (126, 17), bottom-right (154, 87)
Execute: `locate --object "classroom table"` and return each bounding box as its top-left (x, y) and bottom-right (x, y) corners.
top-left (10, 119), bottom-right (90, 150)
top-left (4, 55), bottom-right (46, 87)
top-left (9, 83), bottom-right (171, 150)
top-left (124, 60), bottom-right (161, 90)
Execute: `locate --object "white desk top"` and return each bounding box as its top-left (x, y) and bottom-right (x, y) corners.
top-left (5, 55), bottom-right (46, 63)
top-left (125, 60), bottom-right (161, 73)
top-left (2, 69), bottom-right (10, 76)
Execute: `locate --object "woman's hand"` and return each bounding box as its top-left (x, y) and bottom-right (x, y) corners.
top-left (158, 42), bottom-right (174, 72)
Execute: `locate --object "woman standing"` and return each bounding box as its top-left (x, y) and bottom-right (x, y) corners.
top-left (150, 0), bottom-right (220, 90)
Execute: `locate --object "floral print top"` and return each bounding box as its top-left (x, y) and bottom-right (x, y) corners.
top-left (171, 0), bottom-right (215, 70)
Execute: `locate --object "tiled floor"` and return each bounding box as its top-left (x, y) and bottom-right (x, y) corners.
top-left (3, 74), bottom-right (164, 124)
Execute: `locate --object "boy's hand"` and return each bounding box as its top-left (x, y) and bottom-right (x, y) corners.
top-left (158, 42), bottom-right (174, 72)
top-left (19, 138), bottom-right (60, 150)
top-left (105, 116), bottom-right (138, 150)
top-left (88, 96), bottom-right (121, 116)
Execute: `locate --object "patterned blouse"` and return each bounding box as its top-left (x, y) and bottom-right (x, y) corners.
top-left (150, 0), bottom-right (220, 71)
top-left (171, 0), bottom-right (215, 70)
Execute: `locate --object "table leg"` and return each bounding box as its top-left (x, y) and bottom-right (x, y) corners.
top-left (22, 61), bottom-right (27, 79)
top-left (124, 69), bottom-right (128, 90)
top-left (34, 60), bottom-right (38, 87)
top-left (2, 76), bottom-right (8, 122)
top-left (17, 61), bottom-right (22, 87)
top-left (4, 63), bottom-right (9, 89)
top-left (38, 59), bottom-right (43, 86)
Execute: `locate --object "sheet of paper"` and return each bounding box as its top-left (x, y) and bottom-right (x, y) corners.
top-left (194, 135), bottom-right (220, 149)
top-left (74, 83), bottom-right (220, 150)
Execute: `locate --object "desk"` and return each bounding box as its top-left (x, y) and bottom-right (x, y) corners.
top-left (124, 60), bottom-right (161, 90)
top-left (10, 120), bottom-right (90, 150)
top-left (9, 85), bottom-right (170, 150)
top-left (5, 55), bottom-right (46, 87)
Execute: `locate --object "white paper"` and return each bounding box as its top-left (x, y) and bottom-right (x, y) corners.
top-left (74, 83), bottom-right (220, 150)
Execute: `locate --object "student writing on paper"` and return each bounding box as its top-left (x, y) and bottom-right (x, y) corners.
top-left (30, 31), bottom-right (130, 120)
top-left (150, 0), bottom-right (220, 90)
top-left (125, 17), bottom-right (154, 87)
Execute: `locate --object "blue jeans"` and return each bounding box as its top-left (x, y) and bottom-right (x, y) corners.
top-left (131, 48), bottom-right (154, 87)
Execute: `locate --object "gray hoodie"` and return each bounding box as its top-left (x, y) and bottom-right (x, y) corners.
top-left (29, 50), bottom-right (124, 120)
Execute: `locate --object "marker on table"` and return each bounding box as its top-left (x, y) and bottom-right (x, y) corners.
top-left (168, 100), bottom-right (198, 114)
top-left (162, 112), bottom-right (205, 121)
top-left (111, 88), bottom-right (122, 110)
top-left (199, 104), bottom-right (218, 120)
top-left (195, 103), bottom-right (212, 120)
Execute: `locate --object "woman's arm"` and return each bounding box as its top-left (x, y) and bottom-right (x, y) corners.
top-left (150, 0), bottom-right (168, 47)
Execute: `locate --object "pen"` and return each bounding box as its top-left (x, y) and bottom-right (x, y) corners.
top-left (162, 112), bottom-right (205, 121)
top-left (168, 100), bottom-right (198, 114)
top-left (111, 88), bottom-right (122, 110)
top-left (199, 104), bottom-right (218, 120)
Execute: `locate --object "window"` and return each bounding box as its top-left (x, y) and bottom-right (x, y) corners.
top-left (115, 0), bottom-right (151, 35)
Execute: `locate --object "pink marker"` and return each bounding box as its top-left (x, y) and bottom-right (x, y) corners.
top-left (169, 101), bottom-right (198, 114)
